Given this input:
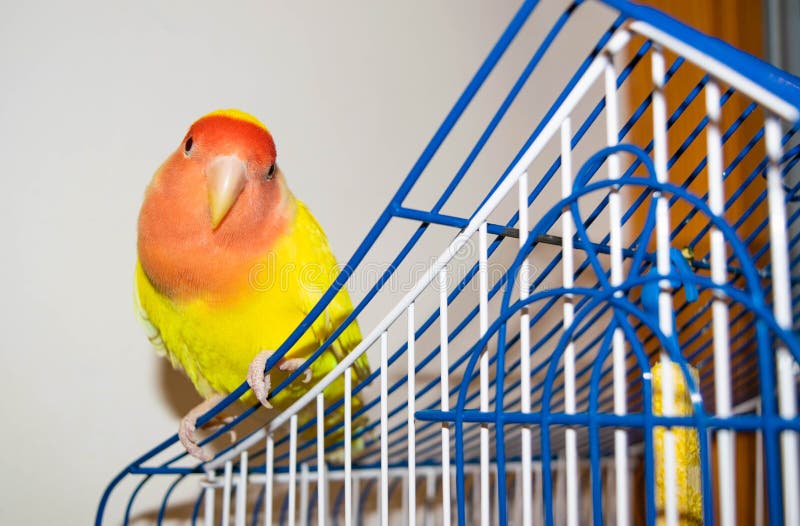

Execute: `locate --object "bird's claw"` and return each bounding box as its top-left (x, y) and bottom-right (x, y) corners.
top-left (247, 350), bottom-right (274, 408)
top-left (205, 415), bottom-right (237, 444)
top-left (178, 394), bottom-right (228, 461)
top-left (247, 351), bottom-right (313, 409)
top-left (179, 414), bottom-right (210, 461)
top-left (279, 358), bottom-right (313, 383)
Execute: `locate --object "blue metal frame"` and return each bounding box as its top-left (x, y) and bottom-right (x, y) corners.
top-left (97, 0), bottom-right (800, 524)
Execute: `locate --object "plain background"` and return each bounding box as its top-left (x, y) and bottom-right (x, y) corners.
top-left (0, 1), bottom-right (621, 523)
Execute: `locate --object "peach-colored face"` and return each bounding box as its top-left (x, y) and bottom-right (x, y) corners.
top-left (137, 113), bottom-right (293, 301)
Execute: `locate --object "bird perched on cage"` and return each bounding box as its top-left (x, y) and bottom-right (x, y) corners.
top-left (135, 109), bottom-right (370, 461)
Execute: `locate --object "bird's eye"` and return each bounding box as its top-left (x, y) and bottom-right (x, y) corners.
top-left (184, 136), bottom-right (194, 156)
top-left (266, 163), bottom-right (275, 180)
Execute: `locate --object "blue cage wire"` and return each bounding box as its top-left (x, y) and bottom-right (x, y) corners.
top-left (98, 1), bottom-right (800, 524)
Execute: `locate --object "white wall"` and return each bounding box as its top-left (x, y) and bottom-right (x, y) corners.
top-left (0, 1), bottom-right (613, 523)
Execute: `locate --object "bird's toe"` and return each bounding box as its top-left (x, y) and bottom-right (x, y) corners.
top-left (179, 415), bottom-right (210, 462)
top-left (247, 350), bottom-right (275, 408)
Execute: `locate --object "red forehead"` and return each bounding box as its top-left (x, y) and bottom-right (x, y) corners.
top-left (187, 115), bottom-right (276, 161)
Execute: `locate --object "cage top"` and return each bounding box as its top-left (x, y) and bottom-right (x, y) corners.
top-left (602, 0), bottom-right (800, 119)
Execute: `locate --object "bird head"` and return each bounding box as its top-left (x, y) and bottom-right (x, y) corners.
top-left (176, 109), bottom-right (282, 230)
top-left (138, 110), bottom-right (295, 299)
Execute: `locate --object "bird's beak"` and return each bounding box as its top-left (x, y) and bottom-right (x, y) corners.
top-left (206, 155), bottom-right (247, 229)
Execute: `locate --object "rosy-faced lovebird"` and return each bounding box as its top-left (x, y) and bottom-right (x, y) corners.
top-left (136, 109), bottom-right (370, 460)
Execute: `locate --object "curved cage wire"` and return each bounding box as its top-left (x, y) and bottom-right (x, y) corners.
top-left (98, 1), bottom-right (800, 524)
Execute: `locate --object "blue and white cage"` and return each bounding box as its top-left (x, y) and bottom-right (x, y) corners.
top-left (98, 1), bottom-right (800, 524)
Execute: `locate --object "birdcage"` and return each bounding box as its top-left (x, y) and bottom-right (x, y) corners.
top-left (97, 1), bottom-right (800, 524)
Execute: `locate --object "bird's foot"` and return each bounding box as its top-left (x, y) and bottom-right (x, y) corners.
top-left (204, 415), bottom-right (237, 444)
top-left (279, 358), bottom-right (314, 383)
top-left (178, 394), bottom-right (228, 461)
top-left (247, 350), bottom-right (274, 408)
top-left (247, 351), bottom-right (313, 409)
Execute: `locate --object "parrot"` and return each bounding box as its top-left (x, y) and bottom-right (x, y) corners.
top-left (135, 109), bottom-right (370, 461)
